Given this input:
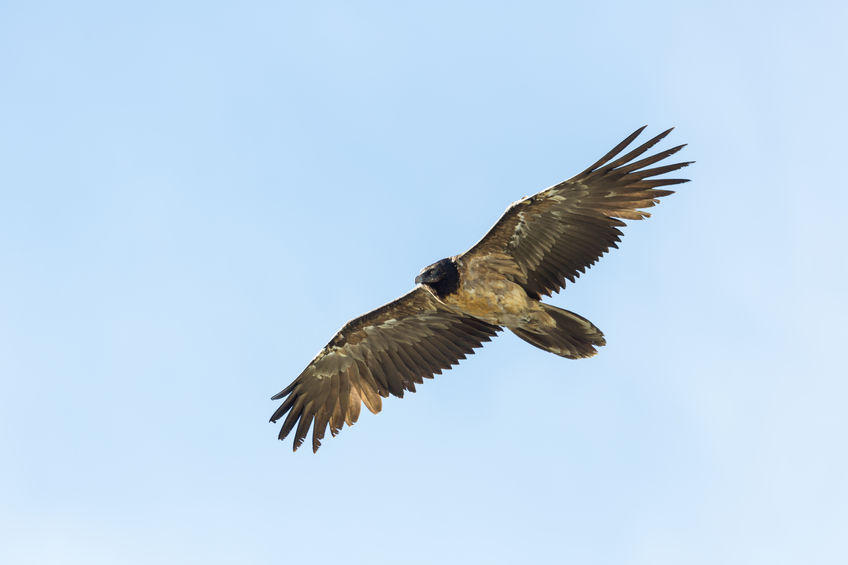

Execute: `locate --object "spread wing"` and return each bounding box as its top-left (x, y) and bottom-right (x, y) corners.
top-left (461, 126), bottom-right (692, 298)
top-left (270, 287), bottom-right (500, 452)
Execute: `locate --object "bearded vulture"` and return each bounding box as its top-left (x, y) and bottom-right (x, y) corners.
top-left (271, 126), bottom-right (691, 452)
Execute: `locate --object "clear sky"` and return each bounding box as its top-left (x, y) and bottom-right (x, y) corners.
top-left (2, 1), bottom-right (846, 564)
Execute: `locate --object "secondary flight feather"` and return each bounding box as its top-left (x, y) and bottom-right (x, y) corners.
top-left (271, 126), bottom-right (691, 452)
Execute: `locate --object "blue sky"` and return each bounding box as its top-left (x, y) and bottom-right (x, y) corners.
top-left (2, 1), bottom-right (846, 563)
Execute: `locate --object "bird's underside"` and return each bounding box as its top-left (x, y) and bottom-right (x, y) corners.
top-left (271, 126), bottom-right (691, 452)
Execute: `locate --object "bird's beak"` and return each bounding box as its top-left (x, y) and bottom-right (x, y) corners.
top-left (414, 274), bottom-right (424, 284)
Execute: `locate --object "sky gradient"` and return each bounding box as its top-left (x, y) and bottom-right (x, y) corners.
top-left (2, 1), bottom-right (846, 564)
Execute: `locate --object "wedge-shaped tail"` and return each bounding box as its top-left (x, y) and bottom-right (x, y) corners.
top-left (510, 303), bottom-right (605, 359)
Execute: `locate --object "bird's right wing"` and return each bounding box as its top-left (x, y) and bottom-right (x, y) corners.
top-left (270, 286), bottom-right (500, 452)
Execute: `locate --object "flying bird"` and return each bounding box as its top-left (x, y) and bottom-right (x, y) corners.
top-left (271, 126), bottom-right (691, 452)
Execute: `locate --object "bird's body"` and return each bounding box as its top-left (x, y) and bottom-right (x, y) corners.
top-left (271, 126), bottom-right (691, 452)
top-left (443, 255), bottom-right (534, 326)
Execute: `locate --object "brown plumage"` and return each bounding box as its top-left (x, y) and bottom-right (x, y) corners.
top-left (271, 126), bottom-right (691, 452)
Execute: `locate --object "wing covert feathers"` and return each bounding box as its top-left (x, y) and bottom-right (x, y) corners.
top-left (462, 126), bottom-right (690, 298)
top-left (270, 287), bottom-right (500, 452)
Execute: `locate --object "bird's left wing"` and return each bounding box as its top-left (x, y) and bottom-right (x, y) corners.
top-left (270, 286), bottom-right (500, 452)
top-left (460, 126), bottom-right (691, 298)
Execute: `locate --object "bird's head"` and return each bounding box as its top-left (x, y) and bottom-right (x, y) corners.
top-left (415, 258), bottom-right (460, 297)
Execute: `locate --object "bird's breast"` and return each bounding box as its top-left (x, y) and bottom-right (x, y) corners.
top-left (442, 265), bottom-right (535, 326)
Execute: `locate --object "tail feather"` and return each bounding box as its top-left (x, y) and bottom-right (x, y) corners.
top-left (510, 304), bottom-right (605, 359)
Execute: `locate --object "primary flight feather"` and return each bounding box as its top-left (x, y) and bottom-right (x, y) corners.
top-left (271, 126), bottom-right (691, 452)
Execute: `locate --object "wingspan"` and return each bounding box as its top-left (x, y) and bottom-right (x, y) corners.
top-left (270, 287), bottom-right (500, 452)
top-left (461, 126), bottom-right (691, 298)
